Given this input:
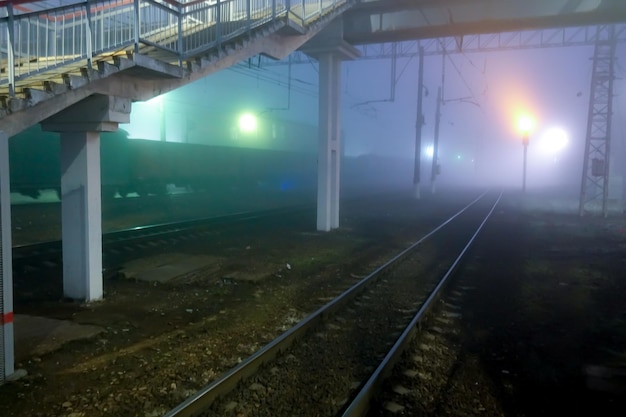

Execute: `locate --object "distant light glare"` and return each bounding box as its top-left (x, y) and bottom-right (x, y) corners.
top-left (238, 113), bottom-right (258, 133)
top-left (425, 145), bottom-right (434, 158)
top-left (540, 127), bottom-right (568, 153)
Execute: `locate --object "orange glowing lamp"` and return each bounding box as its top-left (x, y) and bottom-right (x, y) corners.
top-left (517, 114), bottom-right (535, 146)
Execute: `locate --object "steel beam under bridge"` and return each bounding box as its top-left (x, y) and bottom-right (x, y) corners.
top-left (259, 24), bottom-right (626, 65)
top-left (341, 0), bottom-right (626, 45)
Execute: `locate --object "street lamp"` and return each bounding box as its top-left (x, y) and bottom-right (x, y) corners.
top-left (517, 115), bottom-right (534, 193)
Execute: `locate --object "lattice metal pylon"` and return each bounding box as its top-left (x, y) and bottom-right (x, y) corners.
top-left (579, 26), bottom-right (617, 217)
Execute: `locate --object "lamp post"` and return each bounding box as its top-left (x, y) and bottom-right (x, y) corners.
top-left (522, 132), bottom-right (529, 192)
top-left (517, 115), bottom-right (534, 193)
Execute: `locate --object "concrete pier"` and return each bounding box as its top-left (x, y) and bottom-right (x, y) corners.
top-left (42, 95), bottom-right (131, 301)
top-left (302, 21), bottom-right (360, 232)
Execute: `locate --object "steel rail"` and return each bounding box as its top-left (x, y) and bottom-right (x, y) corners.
top-left (163, 189), bottom-right (493, 417)
top-left (12, 204), bottom-right (313, 262)
top-left (341, 191), bottom-right (503, 416)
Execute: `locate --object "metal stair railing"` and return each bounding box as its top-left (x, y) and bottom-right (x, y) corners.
top-left (0, 0), bottom-right (348, 97)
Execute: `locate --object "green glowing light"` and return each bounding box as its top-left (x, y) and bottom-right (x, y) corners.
top-left (238, 113), bottom-right (258, 133)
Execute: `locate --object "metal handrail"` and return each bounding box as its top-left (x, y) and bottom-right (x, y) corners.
top-left (0, 0), bottom-right (347, 95)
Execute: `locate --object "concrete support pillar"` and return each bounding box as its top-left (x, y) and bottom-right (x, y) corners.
top-left (42, 94), bottom-right (131, 301)
top-left (317, 52), bottom-right (342, 231)
top-left (60, 132), bottom-right (103, 300)
top-left (302, 20), bottom-right (360, 232)
top-left (0, 131), bottom-right (15, 383)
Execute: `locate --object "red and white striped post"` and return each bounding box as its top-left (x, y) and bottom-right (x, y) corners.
top-left (0, 131), bottom-right (15, 384)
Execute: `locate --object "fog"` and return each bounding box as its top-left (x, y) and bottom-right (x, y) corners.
top-left (8, 35), bottom-right (626, 218)
top-left (118, 37), bottom-right (626, 206)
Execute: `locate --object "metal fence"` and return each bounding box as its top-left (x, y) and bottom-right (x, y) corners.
top-left (0, 0), bottom-right (346, 95)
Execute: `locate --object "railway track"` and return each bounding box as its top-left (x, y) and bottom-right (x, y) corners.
top-left (163, 190), bottom-right (502, 417)
top-left (12, 204), bottom-right (313, 276)
top-left (11, 189), bottom-right (413, 276)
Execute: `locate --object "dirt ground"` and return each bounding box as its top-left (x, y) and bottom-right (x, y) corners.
top-left (1, 190), bottom-right (625, 417)
top-left (454, 202), bottom-right (626, 417)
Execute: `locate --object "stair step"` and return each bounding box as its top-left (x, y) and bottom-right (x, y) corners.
top-left (63, 73), bottom-right (89, 89)
top-left (44, 80), bottom-right (69, 95)
top-left (24, 88), bottom-right (54, 105)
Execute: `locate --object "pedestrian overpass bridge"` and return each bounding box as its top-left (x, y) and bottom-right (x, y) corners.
top-left (1, 0), bottom-right (626, 384)
top-left (1, 0), bottom-right (626, 136)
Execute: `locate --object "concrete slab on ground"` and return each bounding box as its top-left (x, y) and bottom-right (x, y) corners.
top-left (121, 253), bottom-right (221, 283)
top-left (224, 269), bottom-right (274, 283)
top-left (14, 315), bottom-right (104, 362)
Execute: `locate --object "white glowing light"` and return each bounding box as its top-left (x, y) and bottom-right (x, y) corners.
top-left (425, 145), bottom-right (434, 158)
top-left (238, 113), bottom-right (258, 133)
top-left (540, 127), bottom-right (568, 153)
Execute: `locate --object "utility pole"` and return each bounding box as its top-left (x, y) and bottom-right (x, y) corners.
top-left (431, 87), bottom-right (442, 194)
top-left (431, 51), bottom-right (446, 194)
top-left (413, 47), bottom-right (425, 199)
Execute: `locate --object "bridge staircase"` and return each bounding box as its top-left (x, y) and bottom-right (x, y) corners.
top-left (0, 0), bottom-right (353, 136)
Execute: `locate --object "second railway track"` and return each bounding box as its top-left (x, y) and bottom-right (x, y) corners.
top-left (165, 190), bottom-right (502, 417)
top-left (12, 205), bottom-right (314, 277)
